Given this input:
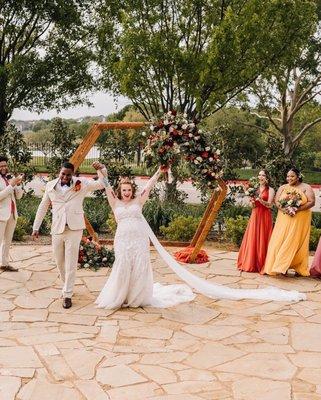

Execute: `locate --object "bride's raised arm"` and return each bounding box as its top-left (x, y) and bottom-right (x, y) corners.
top-left (95, 164), bottom-right (117, 209)
top-left (139, 167), bottom-right (162, 205)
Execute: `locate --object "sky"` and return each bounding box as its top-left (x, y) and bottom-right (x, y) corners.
top-left (11, 92), bottom-right (131, 121)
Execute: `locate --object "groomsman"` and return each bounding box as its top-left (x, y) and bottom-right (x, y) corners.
top-left (0, 156), bottom-right (23, 272)
top-left (32, 161), bottom-right (105, 309)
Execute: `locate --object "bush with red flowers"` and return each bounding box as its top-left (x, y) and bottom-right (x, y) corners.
top-left (144, 111), bottom-right (223, 189)
top-left (78, 236), bottom-right (114, 271)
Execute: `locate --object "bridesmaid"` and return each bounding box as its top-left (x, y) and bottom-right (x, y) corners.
top-left (237, 170), bottom-right (274, 273)
top-left (264, 167), bottom-right (315, 276)
top-left (310, 236), bottom-right (321, 277)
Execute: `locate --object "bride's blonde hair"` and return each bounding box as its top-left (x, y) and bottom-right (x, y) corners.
top-left (116, 177), bottom-right (136, 200)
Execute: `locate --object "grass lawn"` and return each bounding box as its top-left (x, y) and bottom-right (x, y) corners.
top-left (235, 168), bottom-right (321, 185)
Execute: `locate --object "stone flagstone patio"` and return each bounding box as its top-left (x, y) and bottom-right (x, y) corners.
top-left (1, 245), bottom-right (321, 399)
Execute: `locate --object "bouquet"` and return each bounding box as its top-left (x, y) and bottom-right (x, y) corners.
top-left (143, 110), bottom-right (223, 189)
top-left (78, 236), bottom-right (114, 270)
top-left (244, 177), bottom-right (260, 199)
top-left (278, 188), bottom-right (302, 217)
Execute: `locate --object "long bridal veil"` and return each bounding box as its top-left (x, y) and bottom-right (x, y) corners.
top-left (143, 218), bottom-right (306, 302)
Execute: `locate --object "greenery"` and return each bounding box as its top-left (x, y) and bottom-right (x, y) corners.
top-left (224, 215), bottom-right (249, 246)
top-left (143, 198), bottom-right (205, 236)
top-left (16, 193), bottom-right (51, 235)
top-left (13, 216), bottom-right (29, 241)
top-left (310, 227), bottom-right (321, 251)
top-left (160, 216), bottom-right (200, 241)
top-left (45, 118), bottom-right (77, 177)
top-left (97, 0), bottom-right (315, 120)
top-left (83, 198), bottom-right (111, 232)
top-left (0, 0), bottom-right (95, 136)
top-left (0, 124), bottom-right (34, 181)
top-left (78, 237), bottom-right (114, 270)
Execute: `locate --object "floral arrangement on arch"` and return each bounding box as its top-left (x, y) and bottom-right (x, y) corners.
top-left (143, 111), bottom-right (223, 189)
top-left (78, 236), bottom-right (115, 270)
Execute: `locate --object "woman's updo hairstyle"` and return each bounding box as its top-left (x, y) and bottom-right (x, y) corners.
top-left (288, 167), bottom-right (303, 183)
top-left (115, 177), bottom-right (137, 200)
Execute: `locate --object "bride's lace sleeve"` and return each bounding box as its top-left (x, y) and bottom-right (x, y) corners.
top-left (139, 168), bottom-right (161, 205)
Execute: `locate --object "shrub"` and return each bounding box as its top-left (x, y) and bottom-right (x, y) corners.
top-left (13, 216), bottom-right (29, 241)
top-left (143, 198), bottom-right (205, 235)
top-left (312, 212), bottom-right (321, 229)
top-left (106, 215), bottom-right (117, 234)
top-left (79, 237), bottom-right (114, 270)
top-left (17, 194), bottom-right (51, 235)
top-left (83, 198), bottom-right (110, 232)
top-left (310, 226), bottom-right (321, 251)
top-left (160, 215), bottom-right (200, 241)
top-left (224, 215), bottom-right (249, 246)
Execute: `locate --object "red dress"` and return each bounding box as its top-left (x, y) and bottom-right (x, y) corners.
top-left (237, 186), bottom-right (273, 273)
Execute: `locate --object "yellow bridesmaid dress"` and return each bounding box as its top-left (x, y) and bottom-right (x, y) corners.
top-left (263, 185), bottom-right (311, 276)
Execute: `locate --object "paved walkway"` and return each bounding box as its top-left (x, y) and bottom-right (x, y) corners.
top-left (1, 245), bottom-right (321, 399)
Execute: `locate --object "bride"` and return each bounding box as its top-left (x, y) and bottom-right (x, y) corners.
top-left (95, 165), bottom-right (306, 309)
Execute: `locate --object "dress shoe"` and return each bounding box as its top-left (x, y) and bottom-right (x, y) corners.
top-left (63, 297), bottom-right (72, 309)
top-left (0, 265), bottom-right (18, 272)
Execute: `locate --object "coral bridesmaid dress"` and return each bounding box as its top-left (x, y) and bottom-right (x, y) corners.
top-left (263, 186), bottom-right (311, 276)
top-left (237, 186), bottom-right (273, 273)
top-left (310, 237), bottom-right (321, 277)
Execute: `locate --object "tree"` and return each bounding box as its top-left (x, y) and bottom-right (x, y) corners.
top-left (245, 22), bottom-right (321, 158)
top-left (0, 123), bottom-right (33, 179)
top-left (204, 108), bottom-right (265, 178)
top-left (0, 0), bottom-right (95, 136)
top-left (46, 117), bottom-right (77, 176)
top-left (96, 0), bottom-right (316, 120)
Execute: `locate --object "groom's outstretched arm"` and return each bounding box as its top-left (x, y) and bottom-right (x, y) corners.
top-left (32, 191), bottom-right (51, 238)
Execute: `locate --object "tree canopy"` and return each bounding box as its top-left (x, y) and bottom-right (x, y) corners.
top-left (0, 0), bottom-right (95, 135)
top-left (96, 0), bottom-right (316, 120)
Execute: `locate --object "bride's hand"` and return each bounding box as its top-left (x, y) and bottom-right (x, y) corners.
top-left (160, 165), bottom-right (169, 173)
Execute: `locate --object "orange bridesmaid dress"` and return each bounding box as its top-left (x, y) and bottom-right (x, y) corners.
top-left (237, 186), bottom-right (273, 273)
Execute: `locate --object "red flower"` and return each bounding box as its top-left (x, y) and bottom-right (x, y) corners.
top-left (201, 152), bottom-right (208, 158)
top-left (170, 110), bottom-right (177, 116)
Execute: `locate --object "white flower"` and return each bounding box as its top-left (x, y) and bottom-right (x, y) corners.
top-left (196, 156), bottom-right (203, 162)
top-left (195, 136), bottom-right (200, 140)
top-left (102, 257), bottom-right (107, 262)
top-left (216, 149), bottom-right (221, 155)
top-left (150, 125), bottom-right (155, 131)
top-left (79, 245), bottom-right (83, 250)
top-left (141, 131), bottom-right (146, 137)
top-left (188, 133), bottom-right (194, 138)
top-left (194, 159), bottom-right (199, 164)
top-left (182, 124), bottom-right (188, 130)
top-left (84, 263), bottom-right (90, 268)
top-left (209, 157), bottom-right (213, 162)
top-left (199, 129), bottom-right (203, 133)
top-left (205, 146), bottom-right (210, 151)
top-left (183, 113), bottom-right (187, 118)
top-left (189, 123), bottom-right (195, 128)
top-left (211, 172), bottom-right (216, 177)
top-left (164, 119), bottom-right (169, 125)
top-left (202, 169), bottom-right (208, 174)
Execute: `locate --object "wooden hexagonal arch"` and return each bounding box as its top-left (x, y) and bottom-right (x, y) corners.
top-left (69, 122), bottom-right (227, 263)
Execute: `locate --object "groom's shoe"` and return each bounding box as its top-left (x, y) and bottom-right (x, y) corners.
top-left (63, 297), bottom-right (72, 309)
top-left (0, 265), bottom-right (18, 272)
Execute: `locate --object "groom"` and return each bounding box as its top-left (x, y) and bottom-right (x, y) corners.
top-left (32, 161), bottom-right (105, 309)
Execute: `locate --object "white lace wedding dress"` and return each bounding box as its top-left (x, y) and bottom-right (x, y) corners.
top-left (95, 173), bottom-right (306, 310)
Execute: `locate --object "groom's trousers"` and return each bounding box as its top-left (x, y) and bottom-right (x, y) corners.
top-left (52, 227), bottom-right (83, 298)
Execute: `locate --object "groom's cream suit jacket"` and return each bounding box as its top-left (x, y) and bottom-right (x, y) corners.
top-left (33, 177), bottom-right (103, 234)
top-left (0, 176), bottom-right (23, 221)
